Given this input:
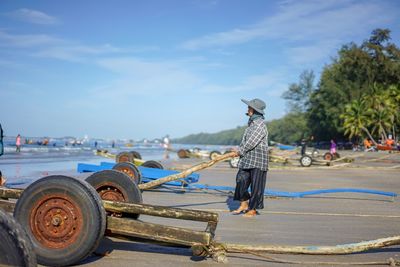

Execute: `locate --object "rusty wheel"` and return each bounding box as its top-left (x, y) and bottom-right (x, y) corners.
top-left (0, 209), bottom-right (36, 267)
top-left (209, 150), bottom-right (222, 160)
top-left (323, 152), bottom-right (333, 161)
top-left (116, 151), bottom-right (134, 163)
top-left (86, 170), bottom-right (143, 219)
top-left (112, 162), bottom-right (142, 184)
top-left (177, 149), bottom-right (189, 158)
top-left (141, 160), bottom-right (164, 169)
top-left (130, 150), bottom-right (142, 159)
top-left (13, 175), bottom-right (106, 267)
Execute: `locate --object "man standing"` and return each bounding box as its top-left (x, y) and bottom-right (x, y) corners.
top-left (233, 98), bottom-right (268, 218)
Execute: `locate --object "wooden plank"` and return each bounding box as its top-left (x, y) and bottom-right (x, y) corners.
top-left (0, 187), bottom-right (23, 199)
top-left (106, 216), bottom-right (211, 246)
top-left (103, 200), bottom-right (218, 223)
top-left (0, 199), bottom-right (16, 213)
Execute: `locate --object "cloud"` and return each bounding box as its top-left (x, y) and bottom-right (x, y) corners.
top-left (33, 44), bottom-right (123, 62)
top-left (0, 29), bottom-right (159, 62)
top-left (0, 29), bottom-right (63, 47)
top-left (198, 70), bottom-right (289, 98)
top-left (6, 8), bottom-right (58, 25)
top-left (179, 0), bottom-right (396, 50)
top-left (90, 57), bottom-right (204, 97)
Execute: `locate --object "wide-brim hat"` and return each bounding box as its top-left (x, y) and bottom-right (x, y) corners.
top-left (241, 98), bottom-right (266, 115)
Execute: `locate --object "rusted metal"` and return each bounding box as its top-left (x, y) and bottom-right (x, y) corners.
top-left (114, 165), bottom-right (135, 179)
top-left (116, 152), bottom-right (133, 163)
top-left (30, 194), bottom-right (83, 249)
top-left (112, 163), bottom-right (140, 184)
top-left (96, 183), bottom-right (126, 202)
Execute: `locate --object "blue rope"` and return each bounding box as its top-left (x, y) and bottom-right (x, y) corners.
top-left (187, 184), bottom-right (397, 198)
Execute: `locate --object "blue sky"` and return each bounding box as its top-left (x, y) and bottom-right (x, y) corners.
top-left (0, 0), bottom-right (399, 140)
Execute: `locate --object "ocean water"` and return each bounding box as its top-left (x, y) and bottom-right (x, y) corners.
top-left (0, 137), bottom-right (234, 186)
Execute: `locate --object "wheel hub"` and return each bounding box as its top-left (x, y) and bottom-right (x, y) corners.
top-left (30, 195), bottom-right (83, 249)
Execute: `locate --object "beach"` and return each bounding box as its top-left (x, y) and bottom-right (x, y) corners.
top-left (1, 147), bottom-right (399, 266)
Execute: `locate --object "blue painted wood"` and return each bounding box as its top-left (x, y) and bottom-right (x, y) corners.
top-left (77, 162), bottom-right (200, 185)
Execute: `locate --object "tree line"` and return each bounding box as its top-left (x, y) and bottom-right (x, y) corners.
top-left (174, 29), bottom-right (400, 146)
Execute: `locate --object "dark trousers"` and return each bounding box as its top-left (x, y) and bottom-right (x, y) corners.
top-left (234, 168), bottom-right (267, 210)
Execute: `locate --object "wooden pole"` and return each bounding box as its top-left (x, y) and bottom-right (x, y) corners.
top-left (138, 151), bottom-right (237, 190)
top-left (102, 200), bottom-right (218, 222)
top-left (224, 235), bottom-right (400, 255)
top-left (0, 187), bottom-right (23, 199)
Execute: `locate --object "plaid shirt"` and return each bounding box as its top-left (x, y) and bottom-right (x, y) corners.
top-left (238, 118), bottom-right (269, 171)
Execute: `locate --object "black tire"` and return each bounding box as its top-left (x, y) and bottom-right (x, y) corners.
top-left (323, 152), bottom-right (333, 161)
top-left (300, 155), bottom-right (312, 167)
top-left (112, 162), bottom-right (142, 184)
top-left (142, 160), bottom-right (164, 169)
top-left (130, 150), bottom-right (142, 159)
top-left (86, 170), bottom-right (143, 219)
top-left (116, 151), bottom-right (134, 163)
top-left (0, 209), bottom-right (37, 267)
top-left (177, 149), bottom-right (189, 158)
top-left (209, 150), bottom-right (222, 160)
top-left (14, 175), bottom-right (106, 267)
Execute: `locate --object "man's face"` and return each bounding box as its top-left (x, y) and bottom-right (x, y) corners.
top-left (247, 106), bottom-right (254, 116)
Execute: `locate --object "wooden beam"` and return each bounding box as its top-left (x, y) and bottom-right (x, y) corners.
top-left (103, 200), bottom-right (218, 223)
top-left (106, 216), bottom-right (211, 246)
top-left (138, 151), bottom-right (237, 190)
top-left (0, 199), bottom-right (16, 213)
top-left (0, 187), bottom-right (23, 199)
top-left (224, 235), bottom-right (400, 255)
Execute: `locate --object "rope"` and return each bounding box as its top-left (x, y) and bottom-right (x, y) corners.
top-left (239, 251), bottom-right (400, 266)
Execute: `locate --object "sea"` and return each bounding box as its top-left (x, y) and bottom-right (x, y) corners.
top-left (0, 136), bottom-right (233, 186)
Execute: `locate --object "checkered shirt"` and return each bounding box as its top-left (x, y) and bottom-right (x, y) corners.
top-left (238, 118), bottom-right (269, 171)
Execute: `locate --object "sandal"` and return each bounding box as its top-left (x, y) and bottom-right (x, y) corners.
top-left (243, 210), bottom-right (257, 218)
top-left (232, 208), bottom-right (247, 215)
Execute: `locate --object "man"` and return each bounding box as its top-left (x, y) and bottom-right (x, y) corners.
top-left (233, 98), bottom-right (268, 218)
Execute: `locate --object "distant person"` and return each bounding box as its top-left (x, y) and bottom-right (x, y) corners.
top-left (94, 141), bottom-right (98, 148)
top-left (330, 139), bottom-right (337, 155)
top-left (386, 135), bottom-right (395, 147)
top-left (0, 123), bottom-right (4, 156)
top-left (363, 138), bottom-right (373, 152)
top-left (112, 140), bottom-right (115, 148)
top-left (16, 134), bottom-right (21, 152)
top-left (163, 135), bottom-right (171, 159)
top-left (300, 138), bottom-right (307, 156)
top-left (232, 98), bottom-right (268, 218)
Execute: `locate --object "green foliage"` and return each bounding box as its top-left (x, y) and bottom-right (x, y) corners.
top-left (268, 112), bottom-right (309, 144)
top-left (173, 126), bottom-right (246, 145)
top-left (308, 28), bottom-right (400, 141)
top-left (174, 28), bottom-right (399, 145)
top-left (282, 70), bottom-right (316, 113)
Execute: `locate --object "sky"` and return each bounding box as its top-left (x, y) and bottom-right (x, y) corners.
top-left (0, 0), bottom-right (399, 140)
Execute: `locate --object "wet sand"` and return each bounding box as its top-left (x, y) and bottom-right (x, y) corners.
top-left (70, 151), bottom-right (400, 266)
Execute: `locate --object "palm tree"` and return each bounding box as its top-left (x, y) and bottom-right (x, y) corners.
top-left (367, 90), bottom-right (397, 142)
top-left (341, 99), bottom-right (377, 144)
